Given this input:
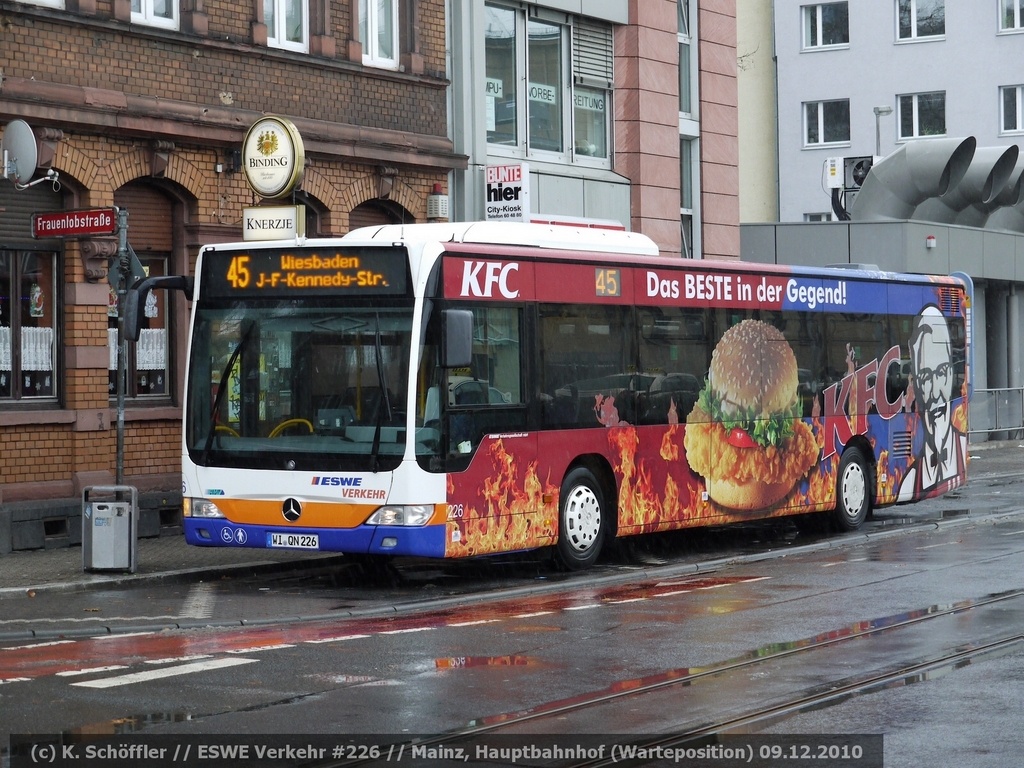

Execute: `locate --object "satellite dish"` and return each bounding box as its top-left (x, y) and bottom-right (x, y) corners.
top-left (2, 119), bottom-right (39, 185)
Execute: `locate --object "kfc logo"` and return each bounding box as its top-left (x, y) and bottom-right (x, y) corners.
top-left (460, 261), bottom-right (520, 298)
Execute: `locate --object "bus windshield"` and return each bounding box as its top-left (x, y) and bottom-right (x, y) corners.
top-left (185, 299), bottom-right (413, 472)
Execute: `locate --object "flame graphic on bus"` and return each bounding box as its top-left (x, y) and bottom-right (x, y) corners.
top-left (445, 439), bottom-right (558, 558)
top-left (608, 424), bottom-right (704, 533)
top-left (442, 390), bottom-right (968, 558)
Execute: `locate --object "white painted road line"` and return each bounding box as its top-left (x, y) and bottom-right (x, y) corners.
top-left (380, 627), bottom-right (434, 635)
top-left (2, 640), bottom-right (76, 650)
top-left (448, 619), bottom-right (501, 627)
top-left (144, 655), bottom-right (214, 665)
top-left (56, 666), bottom-right (129, 677)
top-left (71, 657), bottom-right (257, 689)
top-left (305, 634), bottom-right (371, 644)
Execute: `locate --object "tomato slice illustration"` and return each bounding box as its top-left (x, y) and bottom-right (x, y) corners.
top-left (726, 427), bottom-right (757, 449)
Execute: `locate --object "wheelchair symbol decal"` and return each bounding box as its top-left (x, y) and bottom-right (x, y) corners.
top-left (220, 527), bottom-right (247, 544)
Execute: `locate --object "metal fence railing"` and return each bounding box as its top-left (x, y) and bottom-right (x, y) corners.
top-left (969, 388), bottom-right (1024, 441)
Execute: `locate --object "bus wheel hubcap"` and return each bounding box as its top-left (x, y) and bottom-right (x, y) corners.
top-left (565, 486), bottom-right (601, 551)
top-left (842, 464), bottom-right (865, 516)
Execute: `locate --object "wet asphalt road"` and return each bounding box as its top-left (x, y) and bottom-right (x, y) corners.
top-left (1, 441), bottom-right (1023, 767)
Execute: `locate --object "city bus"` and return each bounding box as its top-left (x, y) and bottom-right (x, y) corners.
top-left (176, 222), bottom-right (971, 569)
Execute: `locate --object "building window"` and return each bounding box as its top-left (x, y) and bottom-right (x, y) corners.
top-left (21, 0), bottom-right (63, 6)
top-left (804, 99), bottom-right (851, 145)
top-left (360, 0), bottom-right (398, 68)
top-left (573, 86), bottom-right (608, 158)
top-left (0, 251), bottom-right (58, 401)
top-left (265, 0), bottom-right (308, 52)
top-left (803, 3), bottom-right (849, 48)
top-left (1001, 0), bottom-right (1024, 31)
top-left (899, 91), bottom-right (945, 138)
top-left (108, 258), bottom-right (170, 399)
top-left (572, 18), bottom-right (613, 162)
top-left (680, 137), bottom-right (695, 258)
top-left (132, 0), bottom-right (178, 29)
top-left (486, 5), bottom-right (518, 148)
top-left (897, 0), bottom-right (944, 40)
top-left (528, 18), bottom-right (563, 154)
top-left (678, 1), bottom-right (693, 114)
top-left (1002, 85), bottom-right (1024, 133)
top-left (679, 1), bottom-right (699, 258)
top-left (485, 3), bottom-right (612, 165)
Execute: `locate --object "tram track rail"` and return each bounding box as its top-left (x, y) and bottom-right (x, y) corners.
top-left (321, 588), bottom-right (1024, 767)
top-left (562, 632), bottom-right (1024, 768)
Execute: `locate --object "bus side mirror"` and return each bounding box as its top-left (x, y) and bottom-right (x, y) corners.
top-left (442, 309), bottom-right (473, 369)
top-left (124, 275), bottom-right (195, 341)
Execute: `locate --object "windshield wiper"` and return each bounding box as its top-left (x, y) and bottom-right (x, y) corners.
top-left (370, 313), bottom-right (393, 472)
top-left (201, 320), bottom-right (255, 464)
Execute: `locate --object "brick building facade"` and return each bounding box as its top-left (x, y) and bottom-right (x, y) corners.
top-left (1, 0), bottom-right (739, 553)
top-left (0, 0), bottom-right (463, 551)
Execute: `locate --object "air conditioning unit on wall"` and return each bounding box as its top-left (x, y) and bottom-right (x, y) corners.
top-left (844, 156), bottom-right (874, 190)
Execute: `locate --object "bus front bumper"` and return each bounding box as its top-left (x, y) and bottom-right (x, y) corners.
top-left (183, 519), bottom-right (447, 558)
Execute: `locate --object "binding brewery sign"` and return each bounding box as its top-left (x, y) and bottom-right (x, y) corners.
top-left (242, 116), bottom-right (305, 200)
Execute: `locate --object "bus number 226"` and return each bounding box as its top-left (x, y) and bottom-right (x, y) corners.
top-left (447, 504), bottom-right (464, 519)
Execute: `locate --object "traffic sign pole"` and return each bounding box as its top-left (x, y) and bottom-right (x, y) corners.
top-left (115, 208), bottom-right (129, 486)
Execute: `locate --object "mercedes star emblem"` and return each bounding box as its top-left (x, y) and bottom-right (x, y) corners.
top-left (282, 497), bottom-right (302, 522)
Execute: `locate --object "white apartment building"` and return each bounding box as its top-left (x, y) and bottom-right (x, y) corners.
top-left (739, 1), bottom-right (1024, 436)
top-left (762, 0), bottom-right (1023, 223)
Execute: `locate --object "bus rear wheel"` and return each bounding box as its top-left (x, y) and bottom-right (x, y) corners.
top-left (833, 446), bottom-right (870, 531)
top-left (556, 467), bottom-right (606, 570)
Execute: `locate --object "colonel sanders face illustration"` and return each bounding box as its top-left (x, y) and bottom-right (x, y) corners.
top-left (899, 304), bottom-right (966, 500)
top-left (910, 306), bottom-right (954, 462)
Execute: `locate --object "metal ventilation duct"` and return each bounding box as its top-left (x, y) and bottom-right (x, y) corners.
top-left (984, 158), bottom-right (1024, 233)
top-left (914, 145), bottom-right (1019, 225)
top-left (849, 137), bottom-right (975, 221)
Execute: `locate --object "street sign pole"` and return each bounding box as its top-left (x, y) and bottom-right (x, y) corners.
top-left (115, 208), bottom-right (129, 485)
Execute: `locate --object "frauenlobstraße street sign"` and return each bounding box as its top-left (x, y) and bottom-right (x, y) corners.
top-left (31, 207), bottom-right (118, 238)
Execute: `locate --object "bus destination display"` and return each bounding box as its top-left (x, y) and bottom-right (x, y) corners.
top-left (202, 247), bottom-right (408, 298)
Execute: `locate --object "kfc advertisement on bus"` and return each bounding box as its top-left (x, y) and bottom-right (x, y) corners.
top-left (441, 253), bottom-right (969, 560)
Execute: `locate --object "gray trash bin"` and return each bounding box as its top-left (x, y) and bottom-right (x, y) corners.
top-left (82, 485), bottom-right (138, 572)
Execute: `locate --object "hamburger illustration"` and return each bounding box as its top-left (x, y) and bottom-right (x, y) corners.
top-left (683, 319), bottom-right (819, 510)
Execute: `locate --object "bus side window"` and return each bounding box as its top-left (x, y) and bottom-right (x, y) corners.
top-left (539, 303), bottom-right (635, 429)
top-left (637, 306), bottom-right (707, 424)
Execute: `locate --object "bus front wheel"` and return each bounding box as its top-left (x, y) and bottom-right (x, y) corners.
top-left (833, 447), bottom-right (870, 531)
top-left (556, 467), bottom-right (606, 570)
